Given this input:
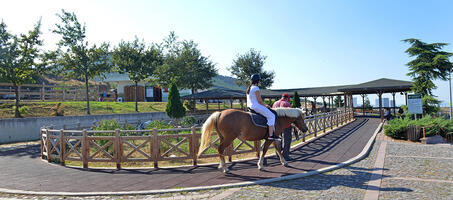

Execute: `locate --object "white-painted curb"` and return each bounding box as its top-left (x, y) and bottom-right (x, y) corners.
top-left (0, 120), bottom-right (382, 196)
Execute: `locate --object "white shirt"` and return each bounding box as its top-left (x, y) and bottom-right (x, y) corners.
top-left (247, 85), bottom-right (260, 109)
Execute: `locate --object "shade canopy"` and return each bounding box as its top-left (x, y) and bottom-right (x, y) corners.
top-left (181, 78), bottom-right (413, 100)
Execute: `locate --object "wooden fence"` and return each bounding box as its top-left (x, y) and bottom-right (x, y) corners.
top-left (41, 109), bottom-right (354, 169)
top-left (0, 83), bottom-right (114, 102)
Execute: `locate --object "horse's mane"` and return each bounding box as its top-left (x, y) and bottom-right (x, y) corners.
top-left (274, 108), bottom-right (305, 118)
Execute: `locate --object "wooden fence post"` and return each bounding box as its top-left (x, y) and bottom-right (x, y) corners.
top-left (60, 129), bottom-right (65, 166)
top-left (40, 127), bottom-right (44, 159)
top-left (46, 129), bottom-right (51, 162)
top-left (82, 129), bottom-right (88, 169)
top-left (191, 126), bottom-right (198, 166)
top-left (323, 114), bottom-right (326, 133)
top-left (153, 128), bottom-right (159, 168)
top-left (115, 129), bottom-right (121, 170)
top-left (314, 116), bottom-right (318, 137)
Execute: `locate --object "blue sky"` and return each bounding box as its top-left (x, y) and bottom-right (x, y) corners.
top-left (2, 0), bottom-right (453, 106)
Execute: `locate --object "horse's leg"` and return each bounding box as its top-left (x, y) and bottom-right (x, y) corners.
top-left (273, 141), bottom-right (288, 167)
top-left (217, 138), bottom-right (231, 174)
top-left (258, 140), bottom-right (273, 171)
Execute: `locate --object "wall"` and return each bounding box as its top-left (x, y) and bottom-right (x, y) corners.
top-left (0, 112), bottom-right (170, 144)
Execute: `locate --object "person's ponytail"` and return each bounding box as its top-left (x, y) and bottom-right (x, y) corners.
top-left (246, 84), bottom-right (252, 94)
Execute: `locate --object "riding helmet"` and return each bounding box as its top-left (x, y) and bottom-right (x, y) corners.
top-left (251, 74), bottom-right (261, 82)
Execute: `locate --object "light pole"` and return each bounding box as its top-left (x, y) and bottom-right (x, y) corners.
top-left (448, 71), bottom-right (453, 120)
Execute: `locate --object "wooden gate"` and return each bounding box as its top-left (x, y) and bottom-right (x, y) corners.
top-left (124, 85), bottom-right (145, 102)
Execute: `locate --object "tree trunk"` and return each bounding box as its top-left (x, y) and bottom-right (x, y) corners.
top-left (85, 75), bottom-right (91, 115)
top-left (13, 83), bottom-right (21, 118)
top-left (135, 81), bottom-right (139, 112)
top-left (191, 88), bottom-right (196, 111)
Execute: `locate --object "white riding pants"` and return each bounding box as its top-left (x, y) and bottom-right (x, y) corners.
top-left (251, 104), bottom-right (275, 126)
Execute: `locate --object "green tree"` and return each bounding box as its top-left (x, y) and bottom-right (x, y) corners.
top-left (334, 96), bottom-right (344, 107)
top-left (422, 95), bottom-right (440, 115)
top-left (229, 49), bottom-right (275, 89)
top-left (165, 82), bottom-right (186, 119)
top-left (52, 10), bottom-right (112, 115)
top-left (403, 39), bottom-right (453, 96)
top-left (178, 40), bottom-right (217, 94)
top-left (363, 96), bottom-right (373, 110)
top-left (112, 38), bottom-right (162, 112)
top-left (155, 32), bottom-right (217, 93)
top-left (292, 91), bottom-right (301, 108)
top-left (0, 20), bottom-right (43, 117)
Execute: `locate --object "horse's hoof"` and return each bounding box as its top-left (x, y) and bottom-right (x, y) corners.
top-left (223, 168), bottom-right (230, 174)
top-left (258, 166), bottom-right (264, 171)
top-left (282, 162), bottom-right (288, 167)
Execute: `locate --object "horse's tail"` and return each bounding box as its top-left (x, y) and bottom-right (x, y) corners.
top-left (198, 111), bottom-right (221, 158)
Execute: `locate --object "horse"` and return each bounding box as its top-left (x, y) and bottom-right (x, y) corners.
top-left (197, 108), bottom-right (309, 173)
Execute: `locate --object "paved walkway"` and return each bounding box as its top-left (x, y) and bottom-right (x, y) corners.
top-left (0, 118), bottom-right (380, 194)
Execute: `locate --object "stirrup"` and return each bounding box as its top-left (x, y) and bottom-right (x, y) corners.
top-left (267, 134), bottom-right (280, 141)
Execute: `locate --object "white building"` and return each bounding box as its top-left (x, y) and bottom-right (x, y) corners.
top-left (94, 72), bottom-right (192, 102)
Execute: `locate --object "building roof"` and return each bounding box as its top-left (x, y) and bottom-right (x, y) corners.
top-left (181, 78), bottom-right (413, 100)
top-left (337, 78), bottom-right (413, 94)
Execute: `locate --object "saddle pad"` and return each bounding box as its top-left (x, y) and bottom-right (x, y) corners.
top-left (249, 112), bottom-right (268, 128)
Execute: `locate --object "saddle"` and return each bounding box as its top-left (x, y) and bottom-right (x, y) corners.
top-left (247, 107), bottom-right (278, 128)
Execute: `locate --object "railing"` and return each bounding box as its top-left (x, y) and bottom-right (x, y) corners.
top-left (0, 82), bottom-right (114, 102)
top-left (41, 109), bottom-right (354, 169)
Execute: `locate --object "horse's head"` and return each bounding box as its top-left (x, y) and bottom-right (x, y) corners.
top-left (293, 110), bottom-right (309, 133)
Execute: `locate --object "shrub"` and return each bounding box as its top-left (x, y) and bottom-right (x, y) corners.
top-left (51, 103), bottom-right (65, 116)
top-left (12, 106), bottom-right (29, 116)
top-left (180, 115), bottom-right (196, 127)
top-left (183, 100), bottom-right (195, 111)
top-left (384, 115), bottom-right (453, 139)
top-left (292, 91), bottom-right (301, 108)
top-left (165, 83), bottom-right (186, 119)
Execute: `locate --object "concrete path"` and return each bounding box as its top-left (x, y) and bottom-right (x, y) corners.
top-left (0, 118), bottom-right (380, 194)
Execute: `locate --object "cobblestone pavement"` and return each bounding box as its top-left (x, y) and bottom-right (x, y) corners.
top-left (380, 142), bottom-right (453, 200)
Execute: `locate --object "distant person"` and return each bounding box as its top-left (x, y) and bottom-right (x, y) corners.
top-left (272, 93), bottom-right (294, 160)
top-left (398, 107), bottom-right (404, 117)
top-left (384, 108), bottom-right (392, 121)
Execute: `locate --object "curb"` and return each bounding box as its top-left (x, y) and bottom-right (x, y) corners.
top-left (0, 120), bottom-right (382, 196)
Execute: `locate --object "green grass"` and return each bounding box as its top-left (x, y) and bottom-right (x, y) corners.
top-left (0, 101), bottom-right (244, 118)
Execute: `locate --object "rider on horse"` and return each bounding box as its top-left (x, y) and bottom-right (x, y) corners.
top-left (246, 74), bottom-right (279, 141)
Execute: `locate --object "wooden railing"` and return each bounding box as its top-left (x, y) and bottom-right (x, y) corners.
top-left (0, 82), bottom-right (114, 102)
top-left (41, 109), bottom-right (354, 169)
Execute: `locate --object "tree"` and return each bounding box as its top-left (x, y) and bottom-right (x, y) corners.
top-left (422, 95), bottom-right (440, 115)
top-left (403, 39), bottom-right (453, 96)
top-left (229, 49), bottom-right (275, 89)
top-left (155, 32), bottom-right (217, 93)
top-left (334, 96), bottom-right (344, 107)
top-left (292, 91), bottom-right (301, 108)
top-left (178, 40), bottom-right (217, 94)
top-left (165, 82), bottom-right (186, 119)
top-left (363, 96), bottom-right (372, 110)
top-left (52, 10), bottom-right (111, 115)
top-left (112, 38), bottom-right (162, 112)
top-left (0, 20), bottom-right (43, 117)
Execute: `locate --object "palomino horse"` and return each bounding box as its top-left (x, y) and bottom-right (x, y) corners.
top-left (198, 108), bottom-right (309, 173)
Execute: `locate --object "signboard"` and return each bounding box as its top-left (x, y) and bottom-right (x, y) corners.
top-left (145, 88), bottom-right (154, 97)
top-left (408, 94), bottom-right (423, 114)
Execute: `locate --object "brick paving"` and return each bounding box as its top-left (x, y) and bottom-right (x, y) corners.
top-left (0, 118), bottom-right (380, 194)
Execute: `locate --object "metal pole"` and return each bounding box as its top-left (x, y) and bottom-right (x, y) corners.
top-left (448, 72), bottom-right (452, 120)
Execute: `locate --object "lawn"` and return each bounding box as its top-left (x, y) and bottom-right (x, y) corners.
top-left (0, 101), bottom-right (244, 118)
